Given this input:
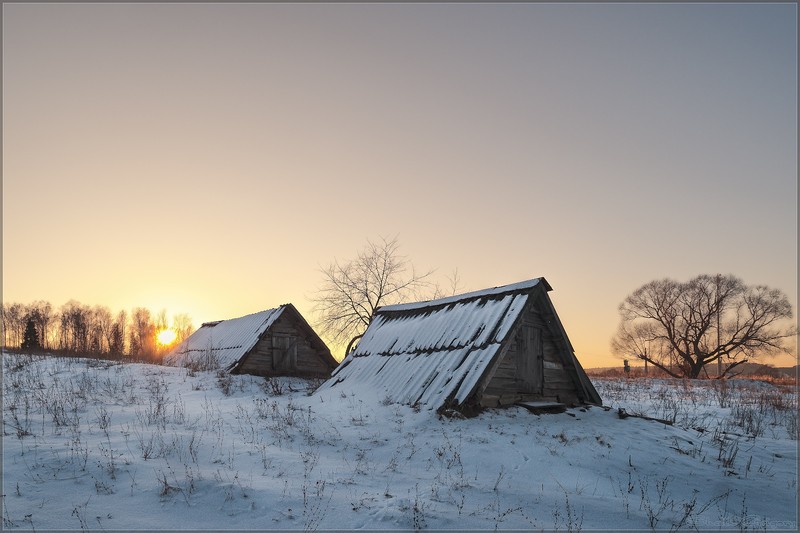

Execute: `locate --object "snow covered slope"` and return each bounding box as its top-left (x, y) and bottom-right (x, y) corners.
top-left (2, 352), bottom-right (797, 530)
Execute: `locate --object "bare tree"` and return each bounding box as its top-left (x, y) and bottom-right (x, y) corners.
top-left (57, 306), bottom-right (70, 351)
top-left (611, 274), bottom-right (796, 378)
top-left (155, 309), bottom-right (169, 332)
top-left (129, 307), bottom-right (155, 360)
top-left (1, 303), bottom-right (6, 347)
top-left (432, 268), bottom-right (464, 299)
top-left (29, 301), bottom-right (54, 350)
top-left (172, 313), bottom-right (194, 344)
top-left (2, 302), bottom-right (26, 348)
top-left (311, 236), bottom-right (434, 357)
top-left (92, 305), bottom-right (114, 355)
top-left (59, 300), bottom-right (90, 353)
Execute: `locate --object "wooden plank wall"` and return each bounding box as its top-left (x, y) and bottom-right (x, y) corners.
top-left (480, 297), bottom-right (579, 407)
top-left (236, 314), bottom-right (333, 377)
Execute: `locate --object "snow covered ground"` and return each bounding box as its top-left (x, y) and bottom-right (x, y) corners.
top-left (2, 352), bottom-right (797, 531)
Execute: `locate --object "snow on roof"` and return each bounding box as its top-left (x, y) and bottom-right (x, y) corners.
top-left (319, 279), bottom-right (545, 410)
top-left (165, 307), bottom-right (284, 370)
top-left (378, 277), bottom-right (544, 313)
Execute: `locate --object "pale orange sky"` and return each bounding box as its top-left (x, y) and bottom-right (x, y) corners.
top-left (2, 3), bottom-right (797, 367)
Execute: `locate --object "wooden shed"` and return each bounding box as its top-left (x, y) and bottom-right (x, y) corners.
top-left (317, 278), bottom-right (601, 413)
top-left (165, 304), bottom-right (337, 378)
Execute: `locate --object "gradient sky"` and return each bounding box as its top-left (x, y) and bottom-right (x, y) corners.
top-left (3, 3), bottom-right (797, 366)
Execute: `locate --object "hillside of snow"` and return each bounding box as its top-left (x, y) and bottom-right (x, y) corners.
top-left (2, 352), bottom-right (797, 530)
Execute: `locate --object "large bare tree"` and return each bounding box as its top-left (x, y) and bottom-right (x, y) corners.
top-left (611, 274), bottom-right (796, 378)
top-left (312, 236), bottom-right (434, 358)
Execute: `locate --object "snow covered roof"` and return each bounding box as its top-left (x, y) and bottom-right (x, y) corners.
top-left (318, 278), bottom-right (548, 410)
top-left (378, 277), bottom-right (548, 313)
top-left (165, 307), bottom-right (285, 370)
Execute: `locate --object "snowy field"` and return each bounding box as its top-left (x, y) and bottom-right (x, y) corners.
top-left (2, 352), bottom-right (797, 531)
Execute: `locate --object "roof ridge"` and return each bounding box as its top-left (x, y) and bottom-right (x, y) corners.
top-left (377, 277), bottom-right (546, 314)
top-left (200, 307), bottom-right (282, 327)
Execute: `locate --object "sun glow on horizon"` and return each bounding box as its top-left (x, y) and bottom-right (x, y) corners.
top-left (156, 328), bottom-right (178, 347)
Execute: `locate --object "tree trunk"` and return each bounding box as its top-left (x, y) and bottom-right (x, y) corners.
top-left (345, 334), bottom-right (363, 357)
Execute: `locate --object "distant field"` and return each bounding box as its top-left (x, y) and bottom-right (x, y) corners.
top-left (2, 351), bottom-right (797, 531)
top-left (587, 363), bottom-right (798, 383)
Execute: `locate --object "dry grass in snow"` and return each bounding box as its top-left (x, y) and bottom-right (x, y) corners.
top-left (2, 352), bottom-right (797, 531)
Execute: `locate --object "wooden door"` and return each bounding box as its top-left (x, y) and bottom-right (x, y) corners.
top-left (271, 334), bottom-right (297, 371)
top-left (516, 326), bottom-right (543, 394)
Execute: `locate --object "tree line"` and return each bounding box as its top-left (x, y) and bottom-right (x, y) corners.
top-left (1, 300), bottom-right (193, 361)
top-left (3, 237), bottom-right (794, 379)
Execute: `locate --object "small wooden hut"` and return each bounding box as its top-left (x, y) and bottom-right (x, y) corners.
top-left (165, 304), bottom-right (337, 378)
top-left (317, 278), bottom-right (601, 412)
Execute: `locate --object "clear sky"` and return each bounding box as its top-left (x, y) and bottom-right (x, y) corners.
top-left (3, 3), bottom-right (797, 366)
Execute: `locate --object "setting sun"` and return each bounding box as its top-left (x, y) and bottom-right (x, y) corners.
top-left (156, 328), bottom-right (177, 346)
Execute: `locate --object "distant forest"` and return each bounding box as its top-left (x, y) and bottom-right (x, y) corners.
top-left (1, 300), bottom-right (193, 361)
